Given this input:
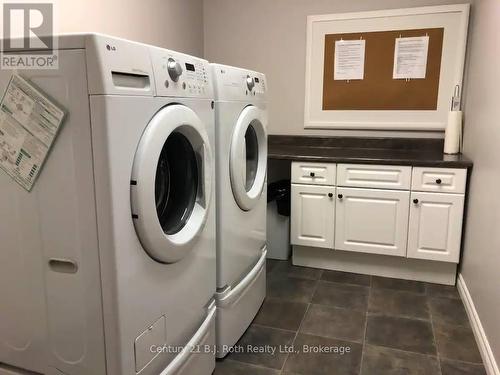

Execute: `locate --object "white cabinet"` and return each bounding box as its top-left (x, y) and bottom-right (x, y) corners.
top-left (289, 162), bottom-right (468, 265)
top-left (407, 192), bottom-right (465, 263)
top-left (291, 184), bottom-right (335, 249)
top-left (335, 187), bottom-right (410, 257)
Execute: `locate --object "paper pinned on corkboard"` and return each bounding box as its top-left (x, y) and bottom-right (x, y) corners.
top-left (334, 39), bottom-right (366, 81)
top-left (393, 36), bottom-right (430, 79)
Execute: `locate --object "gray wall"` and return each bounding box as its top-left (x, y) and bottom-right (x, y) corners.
top-left (460, 0), bottom-right (500, 365)
top-left (55, 0), bottom-right (204, 56)
top-left (203, 0), bottom-right (470, 136)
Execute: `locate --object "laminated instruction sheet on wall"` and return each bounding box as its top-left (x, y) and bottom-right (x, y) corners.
top-left (393, 36), bottom-right (430, 79)
top-left (0, 75), bottom-right (65, 191)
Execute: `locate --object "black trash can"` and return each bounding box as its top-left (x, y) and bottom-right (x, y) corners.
top-left (267, 179), bottom-right (291, 216)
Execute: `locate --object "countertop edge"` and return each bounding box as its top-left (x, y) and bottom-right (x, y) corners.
top-left (267, 136), bottom-right (473, 169)
top-left (268, 152), bottom-right (473, 169)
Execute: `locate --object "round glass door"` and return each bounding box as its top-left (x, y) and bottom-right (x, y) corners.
top-left (230, 105), bottom-right (267, 211)
top-left (244, 125), bottom-right (259, 192)
top-left (155, 132), bottom-right (198, 235)
top-left (131, 105), bottom-right (212, 263)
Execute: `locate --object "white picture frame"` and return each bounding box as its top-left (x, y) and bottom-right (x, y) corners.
top-left (304, 5), bottom-right (470, 131)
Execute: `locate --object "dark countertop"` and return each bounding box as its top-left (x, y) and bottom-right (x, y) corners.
top-left (268, 135), bottom-right (473, 168)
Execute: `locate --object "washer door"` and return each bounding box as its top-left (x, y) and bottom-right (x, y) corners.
top-left (131, 105), bottom-right (212, 263)
top-left (229, 105), bottom-right (267, 211)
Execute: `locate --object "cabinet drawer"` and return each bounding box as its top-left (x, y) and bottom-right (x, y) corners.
top-left (337, 164), bottom-right (411, 190)
top-left (412, 167), bottom-right (467, 194)
top-left (291, 162), bottom-right (336, 185)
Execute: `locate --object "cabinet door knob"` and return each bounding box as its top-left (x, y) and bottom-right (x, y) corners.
top-left (328, 193), bottom-right (333, 198)
top-left (310, 172), bottom-right (315, 177)
top-left (436, 178), bottom-right (442, 184)
top-left (338, 194), bottom-right (343, 199)
top-left (413, 198), bottom-right (419, 204)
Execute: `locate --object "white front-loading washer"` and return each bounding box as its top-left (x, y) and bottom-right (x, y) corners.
top-left (0, 34), bottom-right (216, 375)
top-left (210, 64), bottom-right (268, 357)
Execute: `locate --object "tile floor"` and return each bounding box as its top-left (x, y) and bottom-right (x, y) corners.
top-left (214, 259), bottom-right (486, 375)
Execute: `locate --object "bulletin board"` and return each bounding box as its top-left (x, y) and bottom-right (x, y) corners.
top-left (304, 5), bottom-right (470, 131)
top-left (322, 28), bottom-right (444, 111)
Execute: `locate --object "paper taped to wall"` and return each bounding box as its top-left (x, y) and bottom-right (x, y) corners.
top-left (393, 36), bottom-right (429, 79)
top-left (334, 39), bottom-right (365, 81)
top-left (0, 75), bottom-right (65, 191)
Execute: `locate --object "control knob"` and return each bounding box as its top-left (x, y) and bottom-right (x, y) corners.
top-left (167, 58), bottom-right (183, 82)
top-left (246, 75), bottom-right (255, 91)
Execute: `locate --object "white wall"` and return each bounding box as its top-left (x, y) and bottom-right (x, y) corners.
top-left (52, 0), bottom-right (204, 56)
top-left (203, 0), bottom-right (470, 136)
top-left (460, 0), bottom-right (500, 366)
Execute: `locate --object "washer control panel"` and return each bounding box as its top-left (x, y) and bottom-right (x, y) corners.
top-left (252, 74), bottom-right (266, 96)
top-left (211, 63), bottom-right (267, 102)
top-left (150, 47), bottom-right (213, 99)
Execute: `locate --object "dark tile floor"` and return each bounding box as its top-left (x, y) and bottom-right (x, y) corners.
top-left (214, 259), bottom-right (486, 375)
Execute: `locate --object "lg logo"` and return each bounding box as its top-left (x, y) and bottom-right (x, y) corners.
top-left (106, 44), bottom-right (117, 52)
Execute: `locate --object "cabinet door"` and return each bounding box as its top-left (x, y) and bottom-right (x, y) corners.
top-left (335, 187), bottom-right (410, 257)
top-left (291, 184), bottom-right (335, 249)
top-left (408, 192), bottom-right (464, 263)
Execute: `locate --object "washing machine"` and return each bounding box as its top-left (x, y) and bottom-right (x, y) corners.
top-left (210, 64), bottom-right (268, 357)
top-left (0, 34), bottom-right (216, 375)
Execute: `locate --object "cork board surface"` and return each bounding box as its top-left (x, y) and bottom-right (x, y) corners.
top-left (322, 28), bottom-right (444, 111)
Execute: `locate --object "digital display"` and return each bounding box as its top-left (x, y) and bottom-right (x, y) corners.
top-left (254, 77), bottom-right (259, 83)
top-left (185, 63), bottom-right (195, 72)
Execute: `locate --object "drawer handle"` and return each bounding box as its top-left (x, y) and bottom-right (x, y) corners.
top-left (309, 172), bottom-right (315, 177)
top-left (328, 193), bottom-right (333, 198)
top-left (413, 198), bottom-right (419, 204)
top-left (435, 179), bottom-right (442, 184)
top-left (338, 194), bottom-right (343, 199)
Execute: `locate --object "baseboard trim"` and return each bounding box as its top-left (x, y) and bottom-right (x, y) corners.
top-left (457, 273), bottom-right (499, 375)
top-left (293, 245), bottom-right (457, 285)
